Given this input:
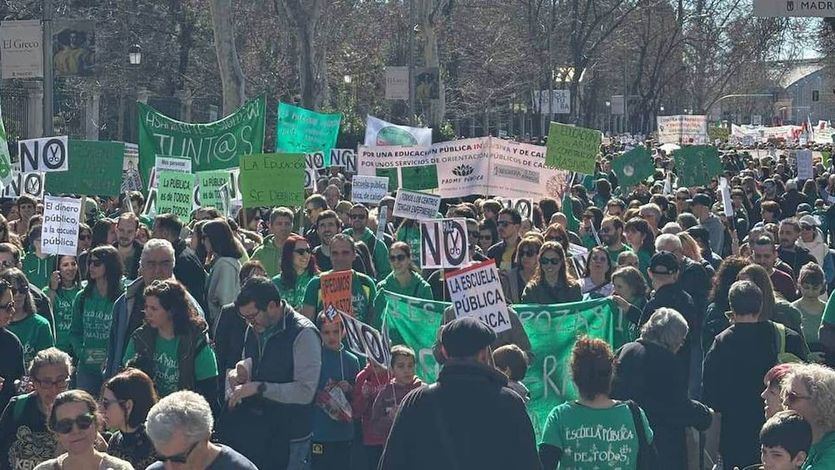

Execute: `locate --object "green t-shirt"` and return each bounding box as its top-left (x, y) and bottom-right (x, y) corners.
top-left (46, 286), bottom-right (81, 356)
top-left (605, 245), bottom-right (633, 266)
top-left (541, 401), bottom-right (653, 469)
top-left (272, 270), bottom-right (314, 312)
top-left (372, 272), bottom-right (433, 329)
top-left (123, 335), bottom-right (218, 397)
top-left (303, 270), bottom-right (377, 323)
top-left (803, 430), bottom-right (835, 470)
top-left (71, 289), bottom-right (119, 374)
top-left (21, 252), bottom-right (56, 291)
top-left (7, 313), bottom-right (54, 365)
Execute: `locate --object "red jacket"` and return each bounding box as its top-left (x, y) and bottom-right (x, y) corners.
top-left (352, 365), bottom-right (391, 446)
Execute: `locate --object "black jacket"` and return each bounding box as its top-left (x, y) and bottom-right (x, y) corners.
top-left (173, 240), bottom-right (208, 310)
top-left (639, 284), bottom-right (698, 379)
top-left (0, 328), bottom-right (23, 412)
top-left (612, 340), bottom-right (712, 468)
top-left (379, 359), bottom-right (541, 470)
top-left (486, 239), bottom-right (517, 269)
top-left (777, 245), bottom-right (816, 281)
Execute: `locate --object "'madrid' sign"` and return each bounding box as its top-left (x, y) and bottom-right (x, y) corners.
top-left (754, 0), bottom-right (835, 16)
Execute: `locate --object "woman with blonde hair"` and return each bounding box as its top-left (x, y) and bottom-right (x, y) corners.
top-left (782, 363), bottom-right (835, 467)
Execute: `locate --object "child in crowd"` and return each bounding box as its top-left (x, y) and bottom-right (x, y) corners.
top-left (492, 344), bottom-right (530, 404)
top-left (759, 410), bottom-right (811, 470)
top-left (791, 263), bottom-right (826, 357)
top-left (617, 251), bottom-right (639, 270)
top-left (312, 314), bottom-right (360, 470)
top-left (370, 346), bottom-right (422, 457)
top-left (352, 357), bottom-right (390, 470)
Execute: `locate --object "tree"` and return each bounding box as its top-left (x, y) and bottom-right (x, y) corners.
top-left (209, 0), bottom-right (246, 114)
top-left (275, 0), bottom-right (329, 110)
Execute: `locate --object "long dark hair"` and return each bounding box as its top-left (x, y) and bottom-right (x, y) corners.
top-left (203, 219), bottom-right (244, 260)
top-left (101, 368), bottom-right (158, 429)
top-left (584, 246), bottom-right (613, 282)
top-left (1, 269), bottom-right (35, 316)
top-left (280, 235), bottom-right (318, 289)
top-left (624, 217), bottom-right (656, 255)
top-left (143, 279), bottom-right (205, 335)
top-left (529, 241), bottom-right (576, 289)
top-left (83, 245), bottom-right (123, 302)
top-left (709, 256), bottom-right (751, 311)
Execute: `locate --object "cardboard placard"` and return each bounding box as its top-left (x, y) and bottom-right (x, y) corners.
top-left (420, 218), bottom-right (468, 269)
top-left (446, 259), bottom-right (511, 333)
top-left (320, 270), bottom-right (353, 316)
top-left (392, 189), bottom-right (441, 220)
top-left (157, 171), bottom-right (194, 220)
top-left (42, 195), bottom-right (81, 256)
top-left (239, 153), bottom-right (306, 208)
top-left (19, 136), bottom-right (68, 173)
top-left (351, 175), bottom-right (389, 205)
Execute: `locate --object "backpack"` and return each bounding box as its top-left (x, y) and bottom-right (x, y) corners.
top-left (773, 321), bottom-right (804, 364)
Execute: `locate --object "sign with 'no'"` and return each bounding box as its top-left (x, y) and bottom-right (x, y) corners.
top-left (19, 136), bottom-right (68, 173)
top-left (420, 218), bottom-right (468, 269)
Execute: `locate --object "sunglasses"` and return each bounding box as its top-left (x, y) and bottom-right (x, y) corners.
top-left (496, 221), bottom-right (514, 227)
top-left (53, 413), bottom-right (95, 434)
top-left (540, 256), bottom-right (563, 265)
top-left (479, 235), bottom-right (493, 241)
top-left (159, 440), bottom-right (200, 464)
top-left (520, 249), bottom-right (538, 258)
top-left (293, 248), bottom-right (312, 256)
top-left (389, 254), bottom-right (408, 262)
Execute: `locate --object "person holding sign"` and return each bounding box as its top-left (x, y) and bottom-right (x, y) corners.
top-left (372, 242), bottom-right (432, 329)
top-left (272, 235), bottom-right (319, 311)
top-left (22, 226), bottom-right (56, 291)
top-left (302, 234), bottom-right (377, 324)
top-left (520, 242), bottom-right (582, 304)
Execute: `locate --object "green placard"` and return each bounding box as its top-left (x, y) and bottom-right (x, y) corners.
top-left (157, 171), bottom-right (194, 220)
top-left (138, 96), bottom-right (266, 186)
top-left (673, 145), bottom-right (723, 187)
top-left (239, 153), bottom-right (306, 208)
top-left (275, 102), bottom-right (341, 164)
top-left (382, 292), bottom-right (624, 443)
top-left (376, 168), bottom-right (399, 192)
top-left (196, 170), bottom-right (229, 209)
top-left (401, 164), bottom-right (438, 191)
top-left (545, 122), bottom-right (601, 174)
top-left (46, 141), bottom-right (125, 197)
top-left (611, 146), bottom-right (654, 188)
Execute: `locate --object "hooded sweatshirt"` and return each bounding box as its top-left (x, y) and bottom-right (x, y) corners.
top-left (370, 377), bottom-right (423, 439)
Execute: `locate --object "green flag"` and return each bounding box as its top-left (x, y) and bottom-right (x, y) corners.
top-left (138, 96), bottom-right (266, 185)
top-left (382, 291), bottom-right (626, 442)
top-left (612, 146), bottom-right (654, 187)
top-left (0, 104), bottom-right (13, 188)
top-left (401, 164), bottom-right (438, 191)
top-left (545, 122), bottom-right (601, 174)
top-left (673, 145), bottom-right (723, 187)
top-left (46, 141), bottom-right (124, 197)
top-left (275, 102), bottom-right (341, 164)
top-left (823, 151), bottom-right (831, 170)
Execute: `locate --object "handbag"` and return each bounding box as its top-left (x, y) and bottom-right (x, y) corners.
top-left (626, 400), bottom-right (659, 470)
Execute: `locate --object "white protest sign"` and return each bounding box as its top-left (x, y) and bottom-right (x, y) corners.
top-left (41, 195), bottom-right (81, 256)
top-left (719, 177), bottom-right (734, 218)
top-left (385, 66), bottom-right (409, 101)
top-left (376, 206), bottom-right (389, 242)
top-left (754, 0), bottom-right (835, 16)
top-left (142, 188), bottom-right (157, 217)
top-left (149, 156), bottom-right (192, 189)
top-left (352, 175), bottom-right (389, 204)
top-left (567, 243), bottom-right (589, 276)
top-left (420, 218), bottom-right (468, 269)
top-left (339, 310), bottom-right (391, 369)
top-left (796, 149), bottom-right (814, 180)
top-left (446, 259), bottom-right (511, 334)
top-left (330, 149), bottom-right (356, 173)
top-left (365, 115), bottom-right (432, 147)
top-left (501, 199), bottom-right (533, 220)
top-left (2, 171), bottom-right (44, 200)
top-left (19, 136), bottom-right (68, 173)
top-left (657, 115), bottom-right (708, 144)
top-left (393, 189), bottom-right (441, 220)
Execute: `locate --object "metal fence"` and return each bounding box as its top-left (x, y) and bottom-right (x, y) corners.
top-left (1, 86), bottom-right (28, 141)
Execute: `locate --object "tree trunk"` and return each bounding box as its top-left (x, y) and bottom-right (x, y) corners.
top-left (418, 0), bottom-right (449, 127)
top-left (208, 0), bottom-right (246, 115)
top-left (279, 0), bottom-right (328, 110)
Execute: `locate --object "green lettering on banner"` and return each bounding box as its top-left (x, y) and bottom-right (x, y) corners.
top-left (239, 153), bottom-right (306, 208)
top-left (138, 96), bottom-right (266, 185)
top-left (545, 122), bottom-right (601, 174)
top-left (156, 170), bottom-right (194, 220)
top-left (382, 291), bottom-right (627, 443)
top-left (197, 170), bottom-right (228, 208)
top-left (46, 141), bottom-right (124, 197)
top-left (275, 102), bottom-right (341, 165)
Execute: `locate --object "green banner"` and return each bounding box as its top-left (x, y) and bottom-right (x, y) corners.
top-left (138, 96), bottom-right (266, 185)
top-left (46, 141), bottom-right (124, 197)
top-left (382, 292), bottom-right (627, 442)
top-left (196, 170), bottom-right (228, 209)
top-left (239, 153), bottom-right (306, 208)
top-left (0, 104), bottom-right (13, 188)
top-left (275, 102), bottom-right (341, 164)
top-left (612, 146), bottom-right (654, 188)
top-left (545, 122), bottom-right (601, 174)
top-left (157, 171), bottom-right (194, 220)
top-left (673, 145), bottom-right (723, 187)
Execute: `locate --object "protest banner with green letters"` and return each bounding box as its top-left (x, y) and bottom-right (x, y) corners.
top-left (382, 292), bottom-right (627, 442)
top-left (276, 103), bottom-right (341, 163)
top-left (545, 122), bottom-right (601, 174)
top-left (156, 171), bottom-right (194, 220)
top-left (239, 153), bottom-right (305, 208)
top-left (138, 96), bottom-right (266, 184)
top-left (46, 140), bottom-right (124, 197)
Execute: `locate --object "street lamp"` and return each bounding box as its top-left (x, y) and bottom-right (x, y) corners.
top-left (128, 44), bottom-right (142, 65)
top-left (659, 105), bottom-right (665, 113)
top-left (343, 74), bottom-right (352, 84)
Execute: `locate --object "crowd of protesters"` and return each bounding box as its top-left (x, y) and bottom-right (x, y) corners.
top-left (2, 137), bottom-right (835, 469)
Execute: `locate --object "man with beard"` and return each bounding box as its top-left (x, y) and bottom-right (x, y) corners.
top-left (487, 208), bottom-right (522, 271)
top-left (343, 204), bottom-right (390, 279)
top-left (600, 216), bottom-right (631, 265)
top-left (777, 218), bottom-right (815, 285)
top-left (251, 207), bottom-right (297, 277)
top-left (114, 212), bottom-right (143, 280)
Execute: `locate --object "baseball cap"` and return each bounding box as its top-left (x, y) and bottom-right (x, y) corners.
top-left (441, 317), bottom-right (497, 358)
top-left (649, 251), bottom-right (679, 275)
top-left (691, 193), bottom-right (713, 208)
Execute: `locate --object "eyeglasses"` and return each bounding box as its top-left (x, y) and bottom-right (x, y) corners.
top-left (389, 254), bottom-right (408, 262)
top-left (496, 221), bottom-right (514, 228)
top-left (88, 259), bottom-right (103, 267)
top-left (520, 249), bottom-right (538, 258)
top-left (53, 413), bottom-right (95, 434)
top-left (34, 375), bottom-right (69, 389)
top-left (159, 440), bottom-right (200, 464)
top-left (540, 256), bottom-right (563, 265)
top-left (238, 307), bottom-right (264, 322)
top-left (294, 248), bottom-right (312, 256)
top-left (785, 391), bottom-right (812, 404)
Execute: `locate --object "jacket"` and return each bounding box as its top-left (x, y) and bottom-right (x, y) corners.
top-left (250, 235), bottom-right (283, 277)
top-left (172, 240), bottom-right (207, 310)
top-left (486, 239), bottom-right (517, 270)
top-left (778, 245), bottom-right (816, 282)
top-left (520, 280), bottom-right (582, 305)
top-left (116, 240), bottom-right (144, 280)
top-left (206, 256), bottom-right (241, 333)
top-left (612, 340), bottom-right (712, 468)
top-left (378, 359), bottom-right (541, 470)
top-left (127, 320), bottom-right (210, 392)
